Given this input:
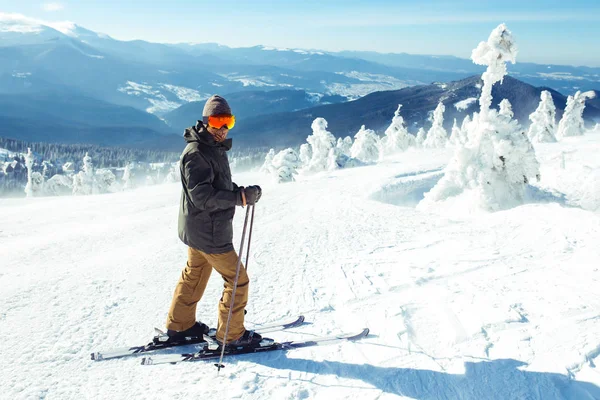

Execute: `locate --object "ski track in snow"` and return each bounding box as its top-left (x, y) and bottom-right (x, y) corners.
top-left (1, 137), bottom-right (600, 399)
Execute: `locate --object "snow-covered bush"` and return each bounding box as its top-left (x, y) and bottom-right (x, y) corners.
top-left (423, 102), bottom-right (448, 148)
top-left (45, 174), bottom-right (72, 196)
top-left (350, 125), bottom-right (380, 163)
top-left (556, 90), bottom-right (596, 139)
top-left (96, 169), bottom-right (119, 193)
top-left (270, 148), bottom-right (301, 183)
top-left (302, 118), bottom-right (336, 173)
top-left (527, 91), bottom-right (557, 143)
top-left (419, 24), bottom-right (540, 212)
top-left (381, 104), bottom-right (414, 156)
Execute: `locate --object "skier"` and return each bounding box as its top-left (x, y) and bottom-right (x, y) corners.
top-left (165, 95), bottom-right (263, 348)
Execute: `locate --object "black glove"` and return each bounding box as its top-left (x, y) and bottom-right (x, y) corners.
top-left (244, 185), bottom-right (262, 205)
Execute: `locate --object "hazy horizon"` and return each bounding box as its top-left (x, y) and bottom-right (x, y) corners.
top-left (1, 0), bottom-right (600, 68)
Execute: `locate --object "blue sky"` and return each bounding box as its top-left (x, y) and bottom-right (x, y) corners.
top-left (2, 0), bottom-right (600, 67)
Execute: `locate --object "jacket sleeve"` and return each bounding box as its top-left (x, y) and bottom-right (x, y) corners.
top-left (184, 152), bottom-right (240, 211)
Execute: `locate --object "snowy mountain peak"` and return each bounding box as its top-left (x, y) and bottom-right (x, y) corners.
top-left (0, 12), bottom-right (49, 33)
top-left (0, 12), bottom-right (107, 40)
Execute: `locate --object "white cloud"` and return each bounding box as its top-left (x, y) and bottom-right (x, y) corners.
top-left (42, 3), bottom-right (64, 12)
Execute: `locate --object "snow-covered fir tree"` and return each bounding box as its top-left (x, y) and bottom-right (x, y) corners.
top-left (423, 102), bottom-right (448, 148)
top-left (24, 148), bottom-right (34, 198)
top-left (164, 162), bottom-right (180, 183)
top-left (336, 136), bottom-right (353, 156)
top-left (527, 91), bottom-right (557, 143)
top-left (299, 143), bottom-right (312, 168)
top-left (350, 125), bottom-right (380, 163)
top-left (302, 118), bottom-right (337, 173)
top-left (260, 149), bottom-right (276, 175)
top-left (30, 172), bottom-right (44, 196)
top-left (270, 148), bottom-right (301, 183)
top-left (556, 90), bottom-right (596, 139)
top-left (72, 152), bottom-right (96, 195)
top-left (460, 115), bottom-right (472, 143)
top-left (420, 24), bottom-right (540, 212)
top-left (381, 104), bottom-right (414, 156)
top-left (122, 162), bottom-right (136, 190)
top-left (498, 99), bottom-right (514, 120)
top-left (448, 118), bottom-right (462, 146)
top-left (415, 127), bottom-right (426, 147)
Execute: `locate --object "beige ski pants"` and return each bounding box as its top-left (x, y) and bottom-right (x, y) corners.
top-left (166, 247), bottom-right (248, 343)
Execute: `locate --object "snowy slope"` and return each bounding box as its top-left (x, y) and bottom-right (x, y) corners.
top-left (1, 135), bottom-right (600, 399)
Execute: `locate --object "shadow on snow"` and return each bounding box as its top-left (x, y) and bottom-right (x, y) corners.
top-left (253, 355), bottom-right (600, 399)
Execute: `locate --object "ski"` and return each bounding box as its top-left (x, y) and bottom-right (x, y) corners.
top-left (90, 315), bottom-right (305, 361)
top-left (141, 328), bottom-right (369, 366)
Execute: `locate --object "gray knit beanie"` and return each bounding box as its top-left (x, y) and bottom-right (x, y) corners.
top-left (202, 95), bottom-right (232, 117)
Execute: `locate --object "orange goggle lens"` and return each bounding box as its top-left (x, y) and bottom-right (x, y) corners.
top-left (205, 114), bottom-right (236, 130)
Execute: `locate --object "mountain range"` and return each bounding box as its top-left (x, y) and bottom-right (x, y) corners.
top-left (1, 13), bottom-right (599, 150)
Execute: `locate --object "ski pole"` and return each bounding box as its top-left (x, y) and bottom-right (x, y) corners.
top-left (215, 204), bottom-right (254, 372)
top-left (244, 204), bottom-right (256, 272)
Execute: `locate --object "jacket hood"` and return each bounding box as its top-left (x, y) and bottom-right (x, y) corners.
top-left (183, 121), bottom-right (232, 150)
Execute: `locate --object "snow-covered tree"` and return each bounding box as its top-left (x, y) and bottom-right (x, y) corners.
top-left (498, 99), bottom-right (514, 120)
top-left (556, 90), bottom-right (596, 139)
top-left (24, 148), bottom-right (34, 197)
top-left (260, 149), bottom-right (276, 175)
top-left (302, 118), bottom-right (336, 173)
top-left (72, 152), bottom-right (96, 195)
top-left (45, 174), bottom-right (73, 196)
top-left (460, 115), bottom-right (472, 143)
top-left (164, 162), bottom-right (180, 183)
top-left (423, 102), bottom-right (448, 148)
top-left (96, 169), bottom-right (119, 193)
top-left (122, 162), bottom-right (136, 190)
top-left (350, 125), bottom-right (380, 163)
top-left (381, 104), bottom-right (414, 155)
top-left (419, 24), bottom-right (540, 212)
top-left (299, 143), bottom-right (312, 168)
top-left (336, 136), bottom-right (353, 156)
top-left (415, 128), bottom-right (426, 147)
top-left (527, 91), bottom-right (557, 143)
top-left (270, 148), bottom-right (301, 183)
top-left (448, 118), bottom-right (462, 146)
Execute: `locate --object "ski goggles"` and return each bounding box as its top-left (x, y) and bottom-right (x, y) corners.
top-left (203, 114), bottom-right (236, 130)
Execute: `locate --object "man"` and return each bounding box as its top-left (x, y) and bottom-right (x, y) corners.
top-left (165, 95), bottom-right (262, 348)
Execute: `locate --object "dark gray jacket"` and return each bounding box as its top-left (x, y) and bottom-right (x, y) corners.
top-left (178, 122), bottom-right (241, 254)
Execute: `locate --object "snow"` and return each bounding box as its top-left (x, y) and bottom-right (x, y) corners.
top-left (160, 84), bottom-right (207, 103)
top-left (0, 12), bottom-right (45, 33)
top-left (537, 72), bottom-right (586, 81)
top-left (118, 81), bottom-right (208, 114)
top-left (454, 97), bottom-right (478, 111)
top-left (1, 129), bottom-right (600, 398)
top-left (327, 72), bottom-right (417, 100)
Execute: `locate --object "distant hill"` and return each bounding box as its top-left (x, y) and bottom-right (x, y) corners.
top-left (163, 89), bottom-right (346, 133)
top-left (0, 91), bottom-right (172, 134)
top-left (229, 75), bottom-right (600, 148)
top-left (0, 115), bottom-right (171, 148)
